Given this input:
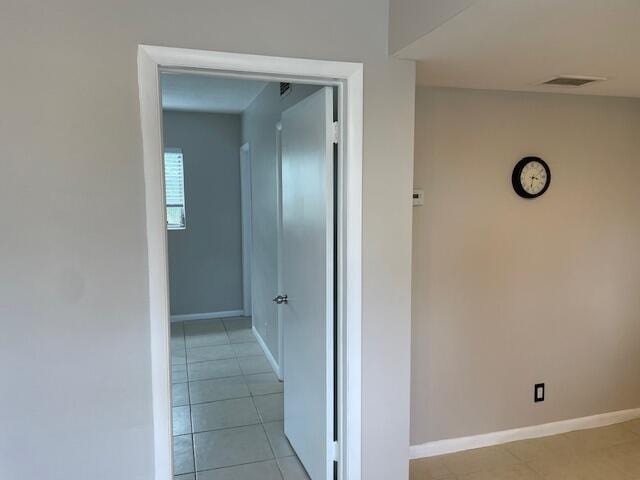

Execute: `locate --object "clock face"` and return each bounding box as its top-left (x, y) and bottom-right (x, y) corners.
top-left (520, 160), bottom-right (548, 195)
top-left (512, 157), bottom-right (551, 198)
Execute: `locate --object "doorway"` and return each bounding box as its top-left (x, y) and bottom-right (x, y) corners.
top-left (137, 45), bottom-right (363, 480)
top-left (162, 73), bottom-right (333, 479)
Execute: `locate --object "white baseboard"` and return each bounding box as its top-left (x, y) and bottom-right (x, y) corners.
top-left (171, 310), bottom-right (244, 322)
top-left (252, 325), bottom-right (282, 380)
top-left (410, 407), bottom-right (640, 459)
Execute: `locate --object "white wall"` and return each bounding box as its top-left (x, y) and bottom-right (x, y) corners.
top-left (241, 82), bottom-right (321, 363)
top-left (388, 0), bottom-right (477, 54)
top-left (411, 87), bottom-right (640, 445)
top-left (0, 2), bottom-right (415, 479)
top-left (163, 111), bottom-right (243, 316)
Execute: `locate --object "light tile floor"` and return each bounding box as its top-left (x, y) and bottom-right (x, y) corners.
top-left (411, 419), bottom-right (640, 480)
top-left (171, 317), bottom-right (310, 480)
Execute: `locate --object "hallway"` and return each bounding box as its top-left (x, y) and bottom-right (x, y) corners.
top-left (171, 317), bottom-right (309, 479)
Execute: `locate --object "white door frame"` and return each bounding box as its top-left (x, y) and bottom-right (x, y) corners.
top-left (137, 45), bottom-right (363, 480)
top-left (275, 121), bottom-right (285, 381)
top-left (239, 142), bottom-right (253, 317)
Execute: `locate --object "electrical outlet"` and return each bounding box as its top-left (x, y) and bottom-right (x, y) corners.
top-left (413, 189), bottom-right (424, 206)
top-left (534, 383), bottom-right (545, 403)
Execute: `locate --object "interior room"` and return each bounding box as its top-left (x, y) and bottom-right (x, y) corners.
top-left (409, 87), bottom-right (640, 480)
top-left (4, 2), bottom-right (640, 480)
top-left (398, 2), bottom-right (640, 478)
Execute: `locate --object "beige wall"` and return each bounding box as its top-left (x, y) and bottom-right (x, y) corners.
top-left (411, 87), bottom-right (640, 444)
top-left (0, 2), bottom-right (415, 479)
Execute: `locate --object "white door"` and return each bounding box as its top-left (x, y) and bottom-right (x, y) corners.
top-left (280, 87), bottom-right (334, 480)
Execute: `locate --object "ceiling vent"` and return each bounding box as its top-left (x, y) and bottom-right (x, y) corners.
top-left (280, 82), bottom-right (291, 97)
top-left (540, 75), bottom-right (607, 87)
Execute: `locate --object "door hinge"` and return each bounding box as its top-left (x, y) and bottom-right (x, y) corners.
top-left (332, 121), bottom-right (340, 144)
top-left (332, 440), bottom-right (340, 462)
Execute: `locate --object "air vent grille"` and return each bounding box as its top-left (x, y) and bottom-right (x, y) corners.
top-left (541, 76), bottom-right (606, 87)
top-left (280, 82), bottom-right (291, 97)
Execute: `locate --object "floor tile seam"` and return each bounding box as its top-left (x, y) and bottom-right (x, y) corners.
top-left (181, 386), bottom-right (282, 407)
top-left (189, 418), bottom-right (264, 435)
top-left (176, 353), bottom-right (265, 366)
top-left (193, 457), bottom-right (289, 477)
top-left (256, 408), bottom-right (284, 478)
top-left (185, 340), bottom-right (258, 349)
top-left (183, 412), bottom-right (281, 436)
top-left (179, 322), bottom-right (197, 476)
top-left (183, 388), bottom-right (281, 410)
top-left (185, 369), bottom-right (276, 383)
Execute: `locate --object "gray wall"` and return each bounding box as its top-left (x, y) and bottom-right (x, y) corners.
top-left (241, 82), bottom-right (321, 363)
top-left (0, 2), bottom-right (415, 479)
top-left (411, 87), bottom-right (640, 444)
top-left (163, 111), bottom-right (243, 316)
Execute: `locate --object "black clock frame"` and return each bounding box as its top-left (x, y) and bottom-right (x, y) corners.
top-left (512, 156), bottom-right (551, 199)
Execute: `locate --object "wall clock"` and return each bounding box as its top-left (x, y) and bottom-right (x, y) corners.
top-left (512, 156), bottom-right (551, 199)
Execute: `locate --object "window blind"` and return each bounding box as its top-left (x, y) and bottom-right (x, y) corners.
top-left (164, 148), bottom-right (186, 229)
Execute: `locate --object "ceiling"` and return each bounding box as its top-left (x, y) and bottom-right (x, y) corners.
top-left (161, 73), bottom-right (267, 113)
top-left (396, 0), bottom-right (640, 98)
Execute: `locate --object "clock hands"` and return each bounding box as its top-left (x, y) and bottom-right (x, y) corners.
top-left (513, 157), bottom-right (550, 198)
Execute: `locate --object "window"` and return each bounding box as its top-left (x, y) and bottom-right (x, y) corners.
top-left (164, 148), bottom-right (186, 230)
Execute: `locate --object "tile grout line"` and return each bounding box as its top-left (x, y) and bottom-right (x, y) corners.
top-left (179, 382), bottom-right (283, 407)
top-left (171, 320), bottom-right (196, 477)
top-left (250, 391), bottom-right (285, 480)
top-left (181, 321), bottom-right (197, 476)
top-left (240, 322), bottom-right (288, 479)
top-left (189, 318), bottom-right (265, 473)
top-left (172, 351), bottom-right (265, 368)
top-left (185, 363), bottom-right (273, 382)
top-left (187, 367), bottom-right (284, 434)
top-left (174, 317), bottom-right (298, 479)
top-left (193, 455), bottom-right (296, 478)
top-left (240, 316), bottom-right (288, 480)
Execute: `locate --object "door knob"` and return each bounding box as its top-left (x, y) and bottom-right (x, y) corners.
top-left (273, 294), bottom-right (288, 305)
